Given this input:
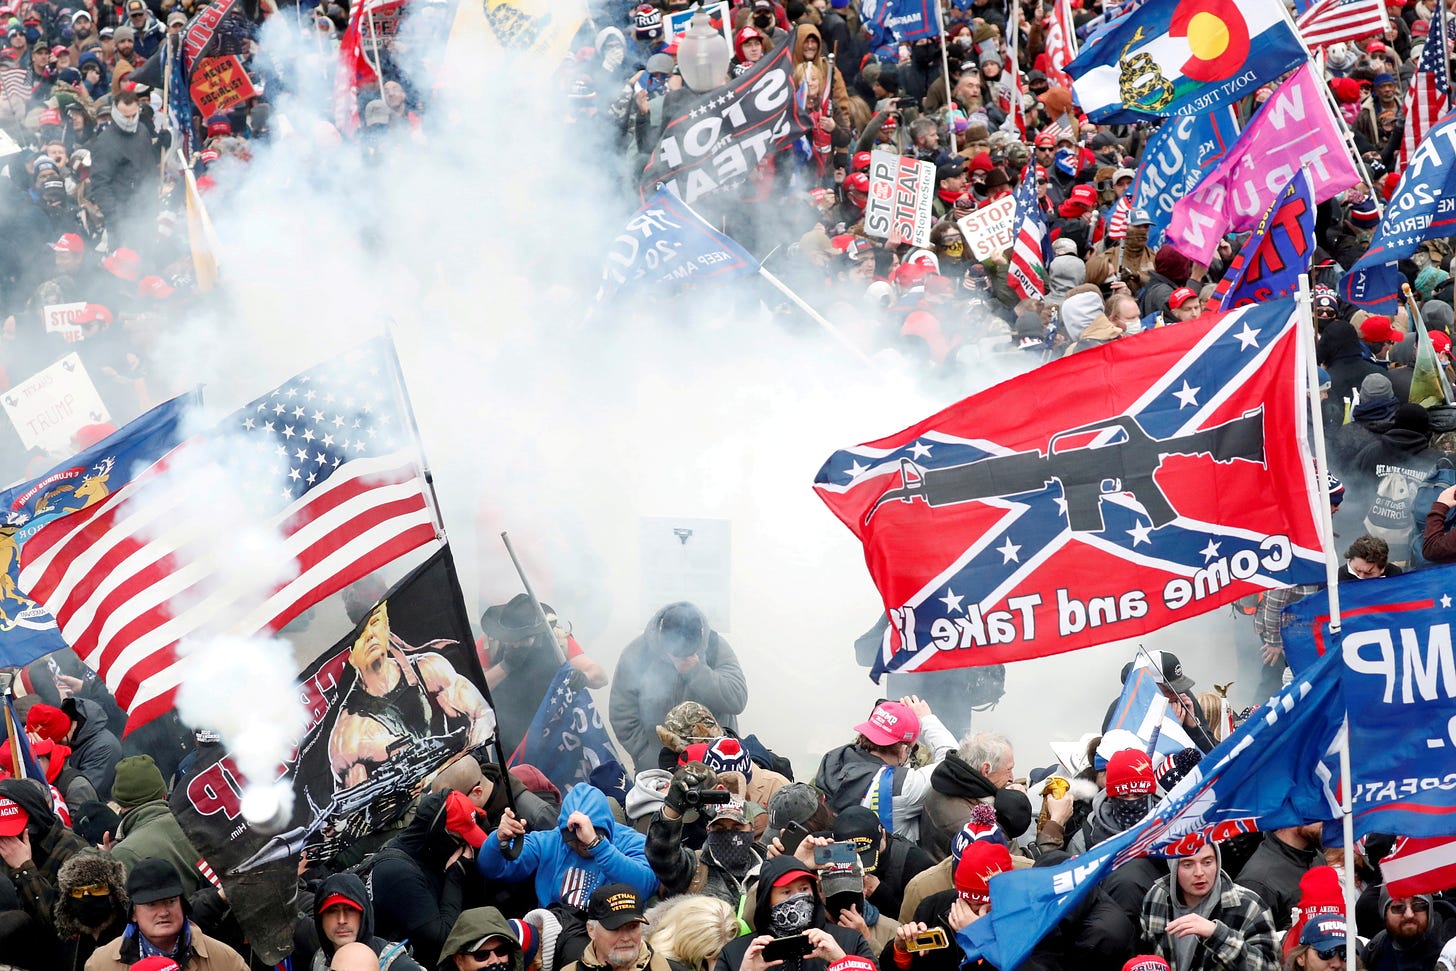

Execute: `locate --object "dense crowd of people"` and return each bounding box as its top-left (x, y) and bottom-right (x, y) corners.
top-left (3, 0), bottom-right (1456, 968)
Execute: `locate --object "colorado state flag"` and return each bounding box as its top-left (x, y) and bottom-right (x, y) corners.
top-left (1066, 0), bottom-right (1306, 121)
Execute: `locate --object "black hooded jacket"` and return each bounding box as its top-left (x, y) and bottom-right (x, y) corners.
top-left (366, 792), bottom-right (474, 968)
top-left (0, 777), bottom-right (88, 929)
top-left (1318, 321), bottom-right (1387, 428)
top-left (307, 873), bottom-right (424, 971)
top-left (716, 856), bottom-right (877, 971)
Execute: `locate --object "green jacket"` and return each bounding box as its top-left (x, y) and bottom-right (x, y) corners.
top-left (437, 907), bottom-right (524, 971)
top-left (109, 800), bottom-right (202, 896)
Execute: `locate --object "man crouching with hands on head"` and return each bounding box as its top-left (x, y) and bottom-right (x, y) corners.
top-left (717, 856), bottom-right (879, 971)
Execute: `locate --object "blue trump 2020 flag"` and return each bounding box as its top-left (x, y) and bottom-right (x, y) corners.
top-left (511, 661), bottom-right (621, 791)
top-left (1128, 108), bottom-right (1239, 249)
top-left (1342, 110), bottom-right (1456, 312)
top-left (1066, 0), bottom-right (1305, 122)
top-left (1105, 654), bottom-right (1196, 759)
top-left (959, 648), bottom-right (1345, 970)
top-left (0, 392), bottom-right (197, 669)
top-left (1211, 171), bottom-right (1316, 311)
top-left (860, 0), bottom-right (938, 42)
top-left (1283, 565), bottom-right (1456, 838)
top-left (599, 188), bottom-right (757, 301)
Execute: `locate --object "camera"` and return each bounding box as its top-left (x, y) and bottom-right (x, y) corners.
top-left (682, 788), bottom-right (733, 807)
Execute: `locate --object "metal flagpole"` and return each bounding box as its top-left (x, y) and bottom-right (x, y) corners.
top-left (935, 0), bottom-right (956, 154)
top-left (1297, 273), bottom-right (1354, 969)
top-left (363, 0), bottom-right (388, 102)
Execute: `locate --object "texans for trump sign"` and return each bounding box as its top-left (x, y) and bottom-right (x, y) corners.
top-left (864, 150), bottom-right (935, 248)
top-left (1283, 566), bottom-right (1456, 838)
top-left (2, 353), bottom-right (111, 453)
top-left (640, 39), bottom-right (809, 204)
top-left (815, 299), bottom-right (1326, 679)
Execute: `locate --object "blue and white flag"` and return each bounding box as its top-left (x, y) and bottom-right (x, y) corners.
top-left (860, 0), bottom-right (938, 42)
top-left (1105, 655), bottom-right (1197, 759)
top-left (1065, 0), bottom-right (1306, 121)
top-left (512, 662), bottom-right (621, 791)
top-left (959, 647), bottom-right (1345, 970)
top-left (600, 188), bottom-right (757, 301)
top-left (1210, 170), bottom-right (1316, 311)
top-left (1342, 109), bottom-right (1456, 312)
top-left (1284, 565), bottom-right (1456, 838)
top-left (1127, 108), bottom-right (1240, 249)
top-left (0, 393), bottom-right (197, 670)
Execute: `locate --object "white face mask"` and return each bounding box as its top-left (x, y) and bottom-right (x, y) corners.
top-left (603, 45), bottom-right (623, 71)
top-left (112, 110), bottom-right (140, 133)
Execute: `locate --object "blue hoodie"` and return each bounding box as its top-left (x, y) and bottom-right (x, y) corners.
top-left (476, 784), bottom-right (657, 908)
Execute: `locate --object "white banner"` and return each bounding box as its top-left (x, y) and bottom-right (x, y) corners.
top-left (864, 150), bottom-right (935, 248)
top-left (957, 194), bottom-right (1018, 261)
top-left (2, 353), bottom-right (110, 453)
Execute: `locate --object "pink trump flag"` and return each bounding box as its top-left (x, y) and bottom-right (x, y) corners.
top-left (1165, 64), bottom-right (1360, 266)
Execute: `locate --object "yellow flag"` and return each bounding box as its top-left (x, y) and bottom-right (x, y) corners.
top-left (184, 167), bottom-right (221, 293)
top-left (445, 0), bottom-right (586, 74)
top-left (1410, 311), bottom-right (1455, 407)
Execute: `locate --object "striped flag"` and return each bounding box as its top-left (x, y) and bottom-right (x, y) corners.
top-left (1106, 194), bottom-right (1132, 241)
top-left (1008, 172), bottom-right (1050, 300)
top-left (1382, 835), bottom-right (1456, 898)
top-left (1043, 0), bottom-right (1076, 87)
top-left (997, 0), bottom-right (1027, 136)
top-left (1400, 0), bottom-right (1450, 167)
top-left (15, 339), bottom-right (441, 733)
top-left (1296, 0), bottom-right (1389, 49)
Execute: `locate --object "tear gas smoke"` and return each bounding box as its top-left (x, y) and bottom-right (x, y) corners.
top-left (141, 11), bottom-right (1253, 790)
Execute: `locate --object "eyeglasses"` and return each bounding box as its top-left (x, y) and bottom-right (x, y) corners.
top-left (1388, 899), bottom-right (1430, 914)
top-left (68, 883), bottom-right (110, 898)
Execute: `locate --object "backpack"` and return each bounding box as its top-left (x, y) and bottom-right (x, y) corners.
top-left (1408, 458), bottom-right (1456, 569)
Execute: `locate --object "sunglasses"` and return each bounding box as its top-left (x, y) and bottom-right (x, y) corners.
top-left (1313, 945), bottom-right (1343, 961)
top-left (470, 945), bottom-right (512, 960)
top-left (1388, 899), bottom-right (1429, 913)
top-left (68, 883), bottom-right (110, 898)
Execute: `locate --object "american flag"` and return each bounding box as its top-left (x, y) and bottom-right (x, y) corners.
top-left (1106, 194), bottom-right (1132, 241)
top-left (1296, 0), bottom-right (1389, 49)
top-left (997, 0), bottom-right (1026, 137)
top-left (1382, 836), bottom-right (1456, 898)
top-left (1043, 0), bottom-right (1077, 87)
top-left (14, 339), bottom-right (441, 732)
top-left (1400, 0), bottom-right (1450, 167)
top-left (1008, 172), bottom-right (1050, 301)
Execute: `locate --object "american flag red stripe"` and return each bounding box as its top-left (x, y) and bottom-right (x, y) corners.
top-left (1296, 0), bottom-right (1388, 49)
top-left (1107, 195), bottom-right (1132, 241)
top-left (1400, 0), bottom-right (1451, 167)
top-left (1382, 835), bottom-right (1456, 898)
top-left (16, 342), bottom-right (440, 733)
top-left (1008, 175), bottom-right (1049, 301)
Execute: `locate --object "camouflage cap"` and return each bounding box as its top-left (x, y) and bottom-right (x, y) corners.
top-left (662, 701), bottom-right (722, 742)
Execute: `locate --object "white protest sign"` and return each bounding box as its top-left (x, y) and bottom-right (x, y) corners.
top-left (43, 302), bottom-right (88, 341)
top-left (639, 517), bottom-right (732, 633)
top-left (666, 1), bottom-right (732, 47)
top-left (864, 150), bottom-right (936, 248)
top-left (2, 353), bottom-right (110, 453)
top-left (957, 194), bottom-right (1018, 261)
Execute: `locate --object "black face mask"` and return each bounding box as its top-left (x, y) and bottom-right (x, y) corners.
top-left (705, 829), bottom-right (756, 875)
top-left (74, 896), bottom-right (115, 927)
top-left (912, 44), bottom-right (937, 67)
top-left (753, 12), bottom-right (772, 28)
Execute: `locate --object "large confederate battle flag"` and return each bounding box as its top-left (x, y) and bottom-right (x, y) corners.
top-left (815, 299), bottom-right (1327, 679)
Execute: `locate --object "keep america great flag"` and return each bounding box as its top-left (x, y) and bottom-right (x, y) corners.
top-left (815, 299), bottom-right (1327, 679)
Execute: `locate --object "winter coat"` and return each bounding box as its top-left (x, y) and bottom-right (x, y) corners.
top-left (1020, 853), bottom-right (1136, 971)
top-left (564, 940), bottom-right (674, 971)
top-left (1318, 321), bottom-right (1386, 427)
top-left (1352, 424), bottom-right (1441, 553)
top-left (109, 800), bottom-right (204, 898)
top-left (307, 873), bottom-right (424, 971)
top-left (1233, 834), bottom-right (1319, 931)
top-left (0, 777), bottom-right (90, 929)
top-left (919, 753), bottom-right (1034, 858)
top-left (476, 783), bottom-right (657, 910)
top-left (1139, 868), bottom-right (1278, 971)
top-left (815, 713), bottom-right (956, 842)
top-left (64, 697), bottom-right (122, 800)
top-left (790, 24), bottom-right (851, 119)
top-left (55, 850), bottom-right (129, 971)
top-left (716, 856), bottom-right (877, 971)
top-left (879, 889), bottom-right (962, 971)
top-left (86, 119), bottom-right (157, 222)
top-left (609, 603), bottom-right (748, 771)
top-left (645, 807), bottom-right (764, 905)
top-left (1364, 921), bottom-right (1449, 971)
top-left (866, 834), bottom-right (936, 920)
top-left (440, 907), bottom-right (525, 971)
top-left (1424, 499), bottom-right (1456, 564)
top-left (84, 922), bottom-right (249, 971)
top-left (367, 792), bottom-right (473, 969)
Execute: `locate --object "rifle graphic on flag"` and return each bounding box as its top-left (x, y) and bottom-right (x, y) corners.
top-left (815, 298), bottom-right (1327, 677)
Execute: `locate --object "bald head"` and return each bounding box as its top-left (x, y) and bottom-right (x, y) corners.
top-left (330, 942), bottom-right (381, 971)
top-left (430, 756), bottom-right (491, 810)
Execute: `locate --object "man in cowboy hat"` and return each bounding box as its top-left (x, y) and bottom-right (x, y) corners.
top-left (479, 593), bottom-right (608, 757)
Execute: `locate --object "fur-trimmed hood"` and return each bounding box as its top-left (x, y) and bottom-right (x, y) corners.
top-left (54, 849), bottom-right (128, 940)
